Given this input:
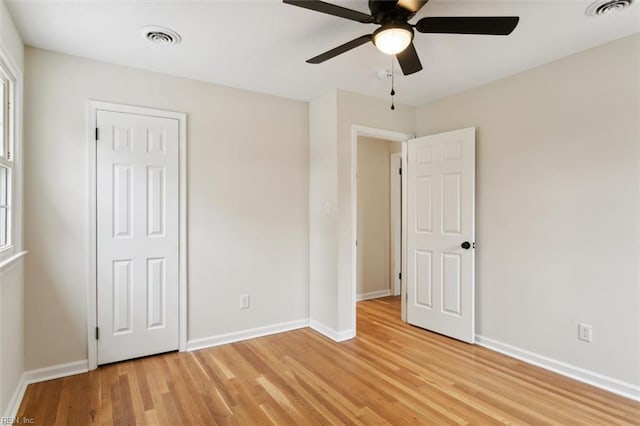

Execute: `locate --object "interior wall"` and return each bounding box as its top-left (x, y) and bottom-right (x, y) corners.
top-left (336, 90), bottom-right (415, 332)
top-left (0, 0), bottom-right (22, 70)
top-left (309, 90), bottom-right (414, 335)
top-left (0, 260), bottom-right (24, 416)
top-left (356, 136), bottom-right (395, 298)
top-left (24, 47), bottom-right (309, 370)
top-left (309, 90), bottom-right (339, 331)
top-left (416, 34), bottom-right (640, 386)
top-left (0, 0), bottom-right (24, 416)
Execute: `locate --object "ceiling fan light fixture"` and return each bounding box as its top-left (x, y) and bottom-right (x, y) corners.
top-left (373, 24), bottom-right (413, 55)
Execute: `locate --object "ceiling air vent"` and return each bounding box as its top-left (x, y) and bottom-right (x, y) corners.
top-left (586, 0), bottom-right (635, 16)
top-left (140, 26), bottom-right (182, 46)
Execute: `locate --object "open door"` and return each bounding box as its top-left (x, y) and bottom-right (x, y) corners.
top-left (406, 127), bottom-right (476, 343)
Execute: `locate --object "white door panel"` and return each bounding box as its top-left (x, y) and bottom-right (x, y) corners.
top-left (406, 128), bottom-right (475, 343)
top-left (97, 110), bottom-right (179, 364)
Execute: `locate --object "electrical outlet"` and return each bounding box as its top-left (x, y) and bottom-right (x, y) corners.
top-left (578, 323), bottom-right (592, 342)
top-left (240, 294), bottom-right (249, 309)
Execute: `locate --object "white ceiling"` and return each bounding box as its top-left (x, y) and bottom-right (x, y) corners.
top-left (6, 0), bottom-right (640, 106)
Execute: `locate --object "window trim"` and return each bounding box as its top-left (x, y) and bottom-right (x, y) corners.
top-left (0, 157), bottom-right (13, 252)
top-left (0, 45), bottom-right (23, 266)
top-left (0, 73), bottom-right (8, 159)
top-left (0, 56), bottom-right (14, 254)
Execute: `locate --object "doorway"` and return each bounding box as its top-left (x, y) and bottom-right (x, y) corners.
top-left (350, 126), bottom-right (476, 344)
top-left (87, 101), bottom-right (187, 369)
top-left (351, 126), bottom-right (413, 331)
top-left (356, 136), bottom-right (402, 302)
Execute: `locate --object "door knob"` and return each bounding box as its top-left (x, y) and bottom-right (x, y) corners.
top-left (461, 241), bottom-right (471, 250)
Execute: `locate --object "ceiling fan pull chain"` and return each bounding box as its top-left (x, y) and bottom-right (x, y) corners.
top-left (390, 58), bottom-right (396, 110)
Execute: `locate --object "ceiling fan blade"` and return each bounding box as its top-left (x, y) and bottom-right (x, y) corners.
top-left (397, 0), bottom-right (429, 14)
top-left (396, 42), bottom-right (422, 75)
top-left (284, 0), bottom-right (374, 23)
top-left (307, 35), bottom-right (373, 64)
top-left (415, 16), bottom-right (520, 35)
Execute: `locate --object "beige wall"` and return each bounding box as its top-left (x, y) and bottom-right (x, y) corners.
top-left (416, 34), bottom-right (640, 386)
top-left (309, 90), bottom-right (414, 335)
top-left (309, 90), bottom-right (338, 330)
top-left (0, 0), bottom-right (24, 416)
top-left (0, 0), bottom-right (22, 70)
top-left (0, 260), bottom-right (24, 417)
top-left (336, 91), bottom-right (414, 332)
top-left (24, 47), bottom-right (309, 369)
top-left (357, 136), bottom-right (395, 297)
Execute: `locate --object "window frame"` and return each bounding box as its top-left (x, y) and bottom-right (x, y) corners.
top-left (0, 47), bottom-right (23, 267)
top-left (0, 60), bottom-right (14, 253)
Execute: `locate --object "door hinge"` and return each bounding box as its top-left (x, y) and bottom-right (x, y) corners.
top-left (95, 326), bottom-right (99, 340)
top-left (95, 127), bottom-right (99, 141)
top-left (399, 272), bottom-right (402, 280)
top-left (399, 168), bottom-right (402, 175)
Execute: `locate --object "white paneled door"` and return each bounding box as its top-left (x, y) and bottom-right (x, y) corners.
top-left (406, 128), bottom-right (475, 343)
top-left (96, 110), bottom-right (179, 364)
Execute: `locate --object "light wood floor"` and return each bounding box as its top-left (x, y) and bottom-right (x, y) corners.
top-left (18, 297), bottom-right (640, 425)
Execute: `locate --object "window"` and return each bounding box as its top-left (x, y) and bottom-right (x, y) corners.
top-left (0, 62), bottom-right (13, 251)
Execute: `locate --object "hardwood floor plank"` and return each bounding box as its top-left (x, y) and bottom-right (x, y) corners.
top-left (17, 297), bottom-right (640, 425)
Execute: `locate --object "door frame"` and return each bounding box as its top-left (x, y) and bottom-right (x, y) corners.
top-left (351, 125), bottom-right (413, 332)
top-left (87, 100), bottom-right (187, 370)
top-left (390, 152), bottom-right (402, 296)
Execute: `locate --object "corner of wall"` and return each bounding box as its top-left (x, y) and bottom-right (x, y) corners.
top-left (308, 90), bottom-right (340, 331)
top-left (1, 258), bottom-right (26, 418)
top-left (0, 1), bottom-right (25, 418)
top-left (335, 90), bottom-right (416, 334)
top-left (0, 0), bottom-right (24, 72)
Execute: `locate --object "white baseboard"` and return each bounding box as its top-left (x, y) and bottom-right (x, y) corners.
top-left (4, 373), bottom-right (26, 419)
top-left (4, 360), bottom-right (89, 419)
top-left (22, 360), bottom-right (89, 385)
top-left (476, 335), bottom-right (640, 401)
top-left (186, 319), bottom-right (309, 352)
top-left (356, 289), bottom-right (391, 301)
top-left (309, 320), bottom-right (355, 342)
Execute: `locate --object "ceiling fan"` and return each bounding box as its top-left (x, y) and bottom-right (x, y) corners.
top-left (283, 0), bottom-right (520, 75)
